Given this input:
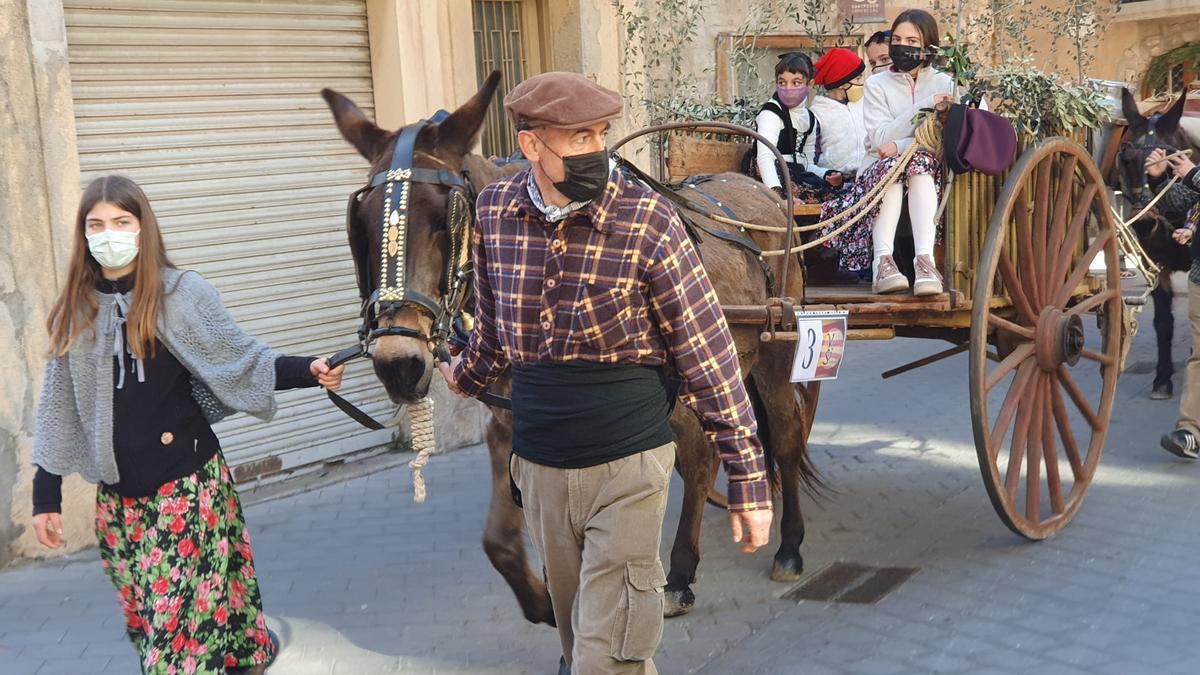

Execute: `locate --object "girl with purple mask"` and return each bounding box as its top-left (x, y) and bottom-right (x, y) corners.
top-left (752, 52), bottom-right (841, 201)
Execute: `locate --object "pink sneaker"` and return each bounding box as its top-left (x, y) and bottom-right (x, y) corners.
top-left (873, 255), bottom-right (908, 294)
top-left (913, 255), bottom-right (943, 296)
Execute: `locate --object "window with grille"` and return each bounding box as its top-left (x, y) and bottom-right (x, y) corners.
top-left (473, 0), bottom-right (534, 160)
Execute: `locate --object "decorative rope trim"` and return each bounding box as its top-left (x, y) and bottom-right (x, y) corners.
top-left (408, 397), bottom-right (437, 504)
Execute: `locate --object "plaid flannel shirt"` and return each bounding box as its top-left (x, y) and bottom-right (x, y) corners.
top-left (453, 166), bottom-right (770, 511)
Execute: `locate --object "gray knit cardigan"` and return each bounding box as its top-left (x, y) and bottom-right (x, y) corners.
top-left (32, 268), bottom-right (279, 484)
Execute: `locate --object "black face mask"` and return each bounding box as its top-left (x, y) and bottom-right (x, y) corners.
top-left (537, 137), bottom-right (610, 203)
top-left (888, 44), bottom-right (926, 72)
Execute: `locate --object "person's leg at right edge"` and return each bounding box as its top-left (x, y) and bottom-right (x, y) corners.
top-left (1164, 281), bottom-right (1200, 458)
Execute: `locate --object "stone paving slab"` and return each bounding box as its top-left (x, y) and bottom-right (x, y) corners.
top-left (2, 292), bottom-right (1199, 674)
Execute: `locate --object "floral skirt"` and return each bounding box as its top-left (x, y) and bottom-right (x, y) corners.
top-left (96, 452), bottom-right (274, 674)
top-left (818, 150), bottom-right (944, 271)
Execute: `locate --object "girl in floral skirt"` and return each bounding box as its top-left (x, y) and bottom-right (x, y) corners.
top-left (819, 9), bottom-right (954, 295)
top-left (31, 175), bottom-right (345, 674)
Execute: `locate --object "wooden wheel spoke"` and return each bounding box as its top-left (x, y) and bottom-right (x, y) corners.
top-left (1080, 347), bottom-right (1116, 367)
top-left (1051, 378), bottom-right (1086, 481)
top-left (1005, 373), bottom-right (1039, 498)
top-left (1042, 377), bottom-right (1065, 515)
top-left (1045, 155), bottom-right (1078, 272)
top-left (986, 343), bottom-right (1035, 392)
top-left (1013, 187), bottom-right (1043, 308)
top-left (1066, 289), bottom-right (1119, 317)
top-left (1053, 229), bottom-right (1114, 309)
top-left (997, 252), bottom-right (1039, 325)
top-left (988, 313), bottom-right (1036, 341)
top-left (1056, 365), bottom-right (1101, 430)
top-left (1050, 183), bottom-right (1100, 296)
top-left (1031, 157), bottom-right (1053, 294)
top-left (1026, 377), bottom-right (1044, 522)
top-left (988, 360), bottom-right (1039, 454)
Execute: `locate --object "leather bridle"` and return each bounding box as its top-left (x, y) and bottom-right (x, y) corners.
top-left (325, 111), bottom-right (504, 429)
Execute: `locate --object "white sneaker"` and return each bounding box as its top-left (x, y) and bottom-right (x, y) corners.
top-left (873, 255), bottom-right (909, 294)
top-left (913, 254), bottom-right (943, 296)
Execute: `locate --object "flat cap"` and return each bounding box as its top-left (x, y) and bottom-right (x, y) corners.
top-left (504, 72), bottom-right (624, 130)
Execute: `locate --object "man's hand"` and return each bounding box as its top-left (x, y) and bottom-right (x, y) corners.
top-left (1174, 228), bottom-right (1194, 245)
top-left (437, 353), bottom-right (466, 398)
top-left (311, 357), bottom-right (345, 391)
top-left (730, 508), bottom-right (772, 553)
top-left (1146, 148), bottom-right (1169, 179)
top-left (879, 142), bottom-right (899, 159)
top-left (32, 513), bottom-right (63, 549)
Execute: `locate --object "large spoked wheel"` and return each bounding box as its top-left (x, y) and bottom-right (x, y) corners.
top-left (969, 138), bottom-right (1122, 540)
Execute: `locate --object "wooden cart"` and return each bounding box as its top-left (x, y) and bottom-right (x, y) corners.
top-left (615, 123), bottom-right (1125, 540)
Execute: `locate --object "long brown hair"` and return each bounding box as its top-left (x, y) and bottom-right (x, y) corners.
top-left (892, 9), bottom-right (940, 50)
top-left (47, 176), bottom-right (174, 358)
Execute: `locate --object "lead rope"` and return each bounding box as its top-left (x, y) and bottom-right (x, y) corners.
top-left (408, 396), bottom-right (437, 503)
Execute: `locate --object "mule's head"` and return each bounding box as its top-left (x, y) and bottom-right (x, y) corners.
top-left (1117, 87), bottom-right (1188, 206)
top-left (322, 72), bottom-right (501, 403)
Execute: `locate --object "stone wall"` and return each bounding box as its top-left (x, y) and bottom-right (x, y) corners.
top-left (2, 0), bottom-right (90, 566)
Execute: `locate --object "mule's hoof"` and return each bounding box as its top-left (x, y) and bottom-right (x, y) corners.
top-left (523, 594), bottom-right (556, 627)
top-left (1151, 380), bottom-right (1173, 400)
top-left (770, 556), bottom-right (804, 582)
top-left (664, 587), bottom-right (695, 617)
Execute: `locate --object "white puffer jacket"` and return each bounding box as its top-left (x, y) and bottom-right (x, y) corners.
top-left (809, 95), bottom-right (869, 174)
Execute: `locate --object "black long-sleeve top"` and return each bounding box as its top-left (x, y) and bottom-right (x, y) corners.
top-left (32, 274), bottom-right (320, 515)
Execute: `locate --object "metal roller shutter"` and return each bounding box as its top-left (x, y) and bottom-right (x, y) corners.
top-left (64, 0), bottom-right (394, 480)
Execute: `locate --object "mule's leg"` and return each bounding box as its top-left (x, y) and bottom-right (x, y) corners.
top-left (480, 413), bottom-right (556, 626)
top-left (663, 414), bottom-right (713, 618)
top-left (1153, 278), bottom-right (1175, 399)
top-left (753, 348), bottom-right (815, 583)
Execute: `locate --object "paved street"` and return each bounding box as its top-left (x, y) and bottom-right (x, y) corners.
top-left (3, 288), bottom-right (1200, 675)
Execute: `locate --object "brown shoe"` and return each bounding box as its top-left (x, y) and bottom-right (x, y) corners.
top-left (873, 255), bottom-right (909, 294)
top-left (913, 254), bottom-right (943, 296)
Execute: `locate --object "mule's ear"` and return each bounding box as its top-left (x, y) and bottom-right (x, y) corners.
top-left (1121, 87), bottom-right (1145, 128)
top-left (436, 70), bottom-right (503, 158)
top-left (322, 88), bottom-right (390, 161)
top-left (1160, 92), bottom-right (1187, 132)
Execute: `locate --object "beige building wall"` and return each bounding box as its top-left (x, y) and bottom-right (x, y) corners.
top-left (2, 0), bottom-right (92, 565)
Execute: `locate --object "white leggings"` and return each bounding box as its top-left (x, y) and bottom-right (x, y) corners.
top-left (872, 174), bottom-right (938, 263)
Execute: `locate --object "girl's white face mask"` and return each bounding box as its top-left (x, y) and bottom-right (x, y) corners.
top-left (87, 229), bottom-right (140, 269)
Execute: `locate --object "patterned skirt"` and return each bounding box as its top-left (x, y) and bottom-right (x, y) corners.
top-left (96, 452), bottom-right (274, 674)
top-left (818, 149), bottom-right (944, 271)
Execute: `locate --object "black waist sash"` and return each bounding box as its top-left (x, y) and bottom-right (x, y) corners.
top-left (511, 361), bottom-right (675, 468)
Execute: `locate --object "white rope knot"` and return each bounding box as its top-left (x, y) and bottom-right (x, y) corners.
top-left (408, 397), bottom-right (438, 503)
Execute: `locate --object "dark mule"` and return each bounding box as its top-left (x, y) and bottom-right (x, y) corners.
top-left (1114, 89), bottom-right (1200, 399)
top-left (321, 73), bottom-right (819, 625)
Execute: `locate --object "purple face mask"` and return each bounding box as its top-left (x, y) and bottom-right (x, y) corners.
top-left (776, 85), bottom-right (809, 109)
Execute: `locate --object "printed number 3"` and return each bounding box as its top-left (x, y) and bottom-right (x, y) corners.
top-left (801, 326), bottom-right (818, 370)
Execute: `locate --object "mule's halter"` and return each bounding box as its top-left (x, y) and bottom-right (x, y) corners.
top-left (348, 110), bottom-right (476, 357)
top-left (1120, 112), bottom-right (1179, 198)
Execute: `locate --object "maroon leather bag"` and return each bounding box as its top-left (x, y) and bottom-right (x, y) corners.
top-left (942, 104), bottom-right (1018, 176)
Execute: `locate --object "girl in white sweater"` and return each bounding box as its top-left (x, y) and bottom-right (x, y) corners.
top-left (819, 9), bottom-right (954, 295)
top-left (753, 52), bottom-right (844, 199)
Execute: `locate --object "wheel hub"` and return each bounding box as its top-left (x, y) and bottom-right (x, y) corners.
top-left (1035, 306), bottom-right (1084, 371)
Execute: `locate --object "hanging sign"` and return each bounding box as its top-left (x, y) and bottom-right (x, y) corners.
top-left (790, 311), bottom-right (849, 382)
top-left (838, 0), bottom-right (887, 23)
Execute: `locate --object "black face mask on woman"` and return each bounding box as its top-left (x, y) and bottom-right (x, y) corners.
top-left (536, 136), bottom-right (610, 203)
top-left (888, 44), bottom-right (927, 72)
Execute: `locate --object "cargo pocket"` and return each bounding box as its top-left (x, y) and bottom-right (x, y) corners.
top-left (611, 560), bottom-right (667, 661)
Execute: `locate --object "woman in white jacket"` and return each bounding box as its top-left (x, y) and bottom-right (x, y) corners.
top-left (819, 9), bottom-right (954, 295)
top-left (753, 52), bottom-right (844, 200)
